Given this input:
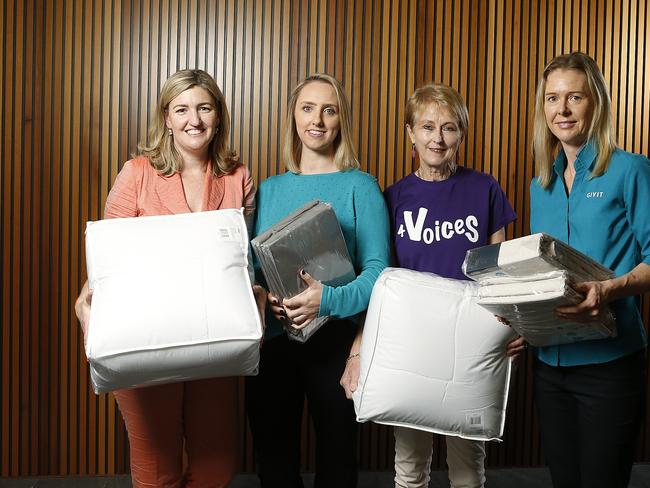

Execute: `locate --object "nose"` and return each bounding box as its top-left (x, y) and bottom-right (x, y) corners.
top-left (433, 128), bottom-right (444, 144)
top-left (188, 109), bottom-right (201, 126)
top-left (310, 110), bottom-right (324, 127)
top-left (558, 98), bottom-right (571, 116)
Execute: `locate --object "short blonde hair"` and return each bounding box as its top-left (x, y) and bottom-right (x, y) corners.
top-left (282, 74), bottom-right (359, 173)
top-left (138, 69), bottom-right (239, 176)
top-left (405, 83), bottom-right (469, 173)
top-left (532, 52), bottom-right (616, 188)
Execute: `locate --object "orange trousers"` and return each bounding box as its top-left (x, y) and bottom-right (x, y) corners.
top-left (113, 377), bottom-right (239, 488)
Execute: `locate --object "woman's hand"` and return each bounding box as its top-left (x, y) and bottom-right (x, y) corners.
top-left (555, 280), bottom-right (610, 322)
top-left (556, 264), bottom-right (650, 321)
top-left (267, 292), bottom-right (286, 322)
top-left (340, 354), bottom-right (360, 399)
top-left (506, 335), bottom-right (527, 358)
top-left (282, 270), bottom-right (323, 329)
top-left (496, 314), bottom-right (526, 362)
top-left (252, 284), bottom-right (267, 330)
top-left (75, 281), bottom-right (93, 346)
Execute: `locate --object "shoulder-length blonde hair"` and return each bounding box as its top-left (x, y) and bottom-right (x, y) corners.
top-left (282, 73), bottom-right (359, 173)
top-left (532, 52), bottom-right (616, 188)
top-left (404, 83), bottom-right (469, 174)
top-left (138, 69), bottom-right (239, 176)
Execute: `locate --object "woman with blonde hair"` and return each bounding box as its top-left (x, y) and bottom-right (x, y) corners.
top-left (246, 73), bottom-right (390, 487)
top-left (75, 69), bottom-right (261, 487)
top-left (530, 52), bottom-right (650, 488)
top-left (341, 82), bottom-right (522, 488)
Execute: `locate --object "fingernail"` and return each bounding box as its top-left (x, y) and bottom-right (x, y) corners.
top-left (271, 298), bottom-right (278, 305)
top-left (300, 269), bottom-right (306, 276)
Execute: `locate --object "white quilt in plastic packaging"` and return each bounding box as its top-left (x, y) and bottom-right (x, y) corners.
top-left (353, 268), bottom-right (516, 441)
top-left (84, 208), bottom-right (263, 394)
top-left (462, 233), bottom-right (617, 346)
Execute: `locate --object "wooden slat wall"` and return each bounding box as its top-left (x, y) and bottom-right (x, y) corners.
top-left (1, 0), bottom-right (649, 476)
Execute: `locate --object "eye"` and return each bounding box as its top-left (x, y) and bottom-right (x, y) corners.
top-left (174, 107), bottom-right (187, 114)
top-left (545, 95), bottom-right (558, 103)
top-left (569, 94), bottom-right (583, 103)
top-left (199, 105), bottom-right (213, 112)
top-left (442, 125), bottom-right (457, 132)
top-left (302, 105), bottom-right (312, 113)
top-left (324, 107), bottom-right (337, 115)
top-left (422, 124), bottom-right (433, 131)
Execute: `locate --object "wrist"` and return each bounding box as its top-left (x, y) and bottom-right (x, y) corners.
top-left (346, 352), bottom-right (360, 363)
top-left (601, 276), bottom-right (622, 303)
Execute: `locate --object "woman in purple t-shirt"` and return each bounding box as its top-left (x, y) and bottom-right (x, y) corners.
top-left (341, 83), bottom-right (524, 488)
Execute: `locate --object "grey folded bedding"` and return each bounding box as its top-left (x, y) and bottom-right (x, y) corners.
top-left (252, 201), bottom-right (355, 342)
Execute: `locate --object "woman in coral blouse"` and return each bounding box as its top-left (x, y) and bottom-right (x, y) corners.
top-left (75, 69), bottom-right (263, 488)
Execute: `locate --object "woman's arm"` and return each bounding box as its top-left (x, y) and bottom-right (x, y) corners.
top-left (318, 179), bottom-right (391, 318)
top-left (284, 177), bottom-right (391, 327)
top-left (558, 158), bottom-right (650, 321)
top-left (556, 262), bottom-right (650, 321)
top-left (75, 281), bottom-right (92, 344)
top-left (340, 323), bottom-right (363, 399)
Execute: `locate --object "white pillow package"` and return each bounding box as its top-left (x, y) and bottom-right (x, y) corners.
top-left (353, 268), bottom-right (516, 441)
top-left (84, 208), bottom-right (263, 394)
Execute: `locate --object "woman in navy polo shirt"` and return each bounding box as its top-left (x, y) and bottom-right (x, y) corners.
top-left (530, 52), bottom-right (650, 488)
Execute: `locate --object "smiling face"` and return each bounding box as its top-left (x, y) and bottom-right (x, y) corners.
top-left (293, 81), bottom-right (341, 159)
top-left (544, 68), bottom-right (593, 152)
top-left (165, 86), bottom-right (219, 160)
top-left (407, 103), bottom-right (463, 173)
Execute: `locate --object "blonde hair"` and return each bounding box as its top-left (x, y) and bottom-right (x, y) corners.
top-left (138, 69), bottom-right (239, 176)
top-left (532, 52), bottom-right (616, 188)
top-left (282, 74), bottom-right (359, 173)
top-left (405, 83), bottom-right (469, 173)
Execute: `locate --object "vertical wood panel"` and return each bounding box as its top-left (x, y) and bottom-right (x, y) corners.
top-left (1, 0), bottom-right (649, 476)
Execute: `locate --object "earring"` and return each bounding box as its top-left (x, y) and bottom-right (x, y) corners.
top-left (411, 143), bottom-right (416, 159)
top-left (168, 128), bottom-right (173, 136)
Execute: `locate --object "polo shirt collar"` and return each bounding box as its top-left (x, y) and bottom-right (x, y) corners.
top-left (552, 139), bottom-right (598, 177)
top-left (576, 139), bottom-right (598, 171)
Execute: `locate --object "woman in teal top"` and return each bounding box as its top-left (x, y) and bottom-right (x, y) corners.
top-left (530, 52), bottom-right (650, 488)
top-left (246, 73), bottom-right (390, 488)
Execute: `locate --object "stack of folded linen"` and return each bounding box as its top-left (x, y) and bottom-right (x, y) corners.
top-left (353, 268), bottom-right (516, 441)
top-left (84, 208), bottom-right (263, 394)
top-left (462, 233), bottom-right (617, 347)
top-left (252, 200), bottom-right (356, 342)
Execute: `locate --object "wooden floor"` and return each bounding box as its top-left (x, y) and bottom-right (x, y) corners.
top-left (2, 465), bottom-right (650, 488)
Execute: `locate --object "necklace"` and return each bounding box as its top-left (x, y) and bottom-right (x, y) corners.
top-left (415, 167), bottom-right (451, 182)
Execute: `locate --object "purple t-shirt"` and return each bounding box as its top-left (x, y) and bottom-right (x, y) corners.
top-left (384, 167), bottom-right (516, 280)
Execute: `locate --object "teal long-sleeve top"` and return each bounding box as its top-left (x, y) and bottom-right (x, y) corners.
top-left (530, 140), bottom-right (650, 366)
top-left (253, 169), bottom-right (391, 340)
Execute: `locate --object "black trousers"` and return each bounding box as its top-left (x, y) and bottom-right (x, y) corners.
top-left (246, 320), bottom-right (358, 488)
top-left (534, 350), bottom-right (646, 488)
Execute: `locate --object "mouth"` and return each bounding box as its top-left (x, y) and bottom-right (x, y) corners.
top-left (185, 128), bottom-right (206, 136)
top-left (307, 129), bottom-right (326, 137)
top-left (428, 147), bottom-right (447, 154)
top-left (555, 121), bottom-right (576, 129)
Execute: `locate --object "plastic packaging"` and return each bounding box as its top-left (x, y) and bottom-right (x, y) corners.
top-left (252, 201), bottom-right (355, 342)
top-left (353, 268), bottom-right (516, 441)
top-left (84, 208), bottom-right (263, 394)
top-left (463, 233), bottom-right (616, 346)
